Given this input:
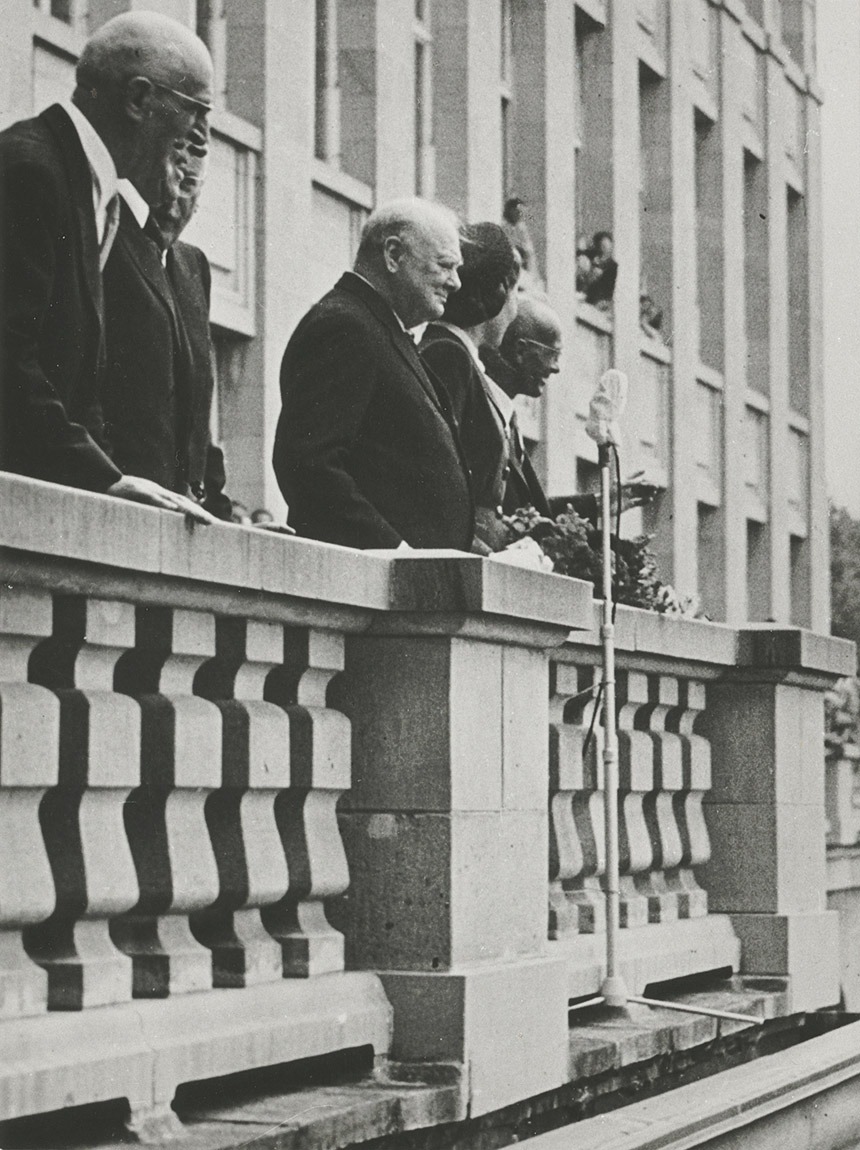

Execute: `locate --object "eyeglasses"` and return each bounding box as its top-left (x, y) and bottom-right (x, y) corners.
top-left (150, 81), bottom-right (214, 118)
top-left (520, 337), bottom-right (562, 364)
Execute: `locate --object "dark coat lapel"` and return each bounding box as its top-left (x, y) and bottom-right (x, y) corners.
top-left (41, 103), bottom-right (103, 319)
top-left (115, 201), bottom-right (183, 341)
top-left (337, 272), bottom-right (449, 419)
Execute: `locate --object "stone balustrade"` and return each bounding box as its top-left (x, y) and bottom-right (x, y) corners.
top-left (0, 474), bottom-right (852, 1135)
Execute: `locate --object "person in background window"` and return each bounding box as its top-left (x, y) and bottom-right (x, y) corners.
top-left (584, 230), bottom-right (618, 309)
top-left (503, 196), bottom-right (542, 290)
top-left (102, 129), bottom-right (232, 520)
top-left (0, 11), bottom-right (214, 521)
top-left (420, 222), bottom-right (520, 554)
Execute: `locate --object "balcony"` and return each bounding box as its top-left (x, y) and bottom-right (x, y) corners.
top-left (0, 474), bottom-right (853, 1139)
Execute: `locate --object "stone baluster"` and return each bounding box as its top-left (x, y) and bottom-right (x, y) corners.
top-left (548, 660), bottom-right (605, 937)
top-left (0, 588), bottom-right (59, 1017)
top-left (191, 617), bottom-right (289, 986)
top-left (615, 671), bottom-right (653, 928)
top-left (262, 628), bottom-right (349, 976)
top-left (110, 606), bottom-right (222, 996)
top-left (25, 596), bottom-right (140, 1009)
top-left (635, 675), bottom-right (685, 922)
top-left (665, 679), bottom-right (710, 918)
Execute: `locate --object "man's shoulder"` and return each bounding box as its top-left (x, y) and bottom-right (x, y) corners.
top-left (0, 107), bottom-right (63, 169)
top-left (171, 240), bottom-right (209, 280)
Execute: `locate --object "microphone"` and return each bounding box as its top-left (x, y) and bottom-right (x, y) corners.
top-left (585, 368), bottom-right (628, 448)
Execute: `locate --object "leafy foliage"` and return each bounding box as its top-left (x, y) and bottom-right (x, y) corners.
top-left (825, 677), bottom-right (860, 763)
top-left (831, 504), bottom-right (860, 671)
top-left (502, 504), bottom-right (694, 615)
top-left (826, 505), bottom-right (860, 759)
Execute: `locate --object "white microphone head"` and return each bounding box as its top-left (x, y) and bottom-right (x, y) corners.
top-left (585, 368), bottom-right (629, 447)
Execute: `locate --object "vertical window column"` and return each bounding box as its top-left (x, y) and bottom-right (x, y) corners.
top-left (694, 112), bottom-right (724, 372)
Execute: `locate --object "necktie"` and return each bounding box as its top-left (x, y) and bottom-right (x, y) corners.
top-left (99, 194), bottom-right (120, 271)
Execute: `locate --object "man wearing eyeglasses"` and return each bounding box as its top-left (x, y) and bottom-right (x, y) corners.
top-left (0, 10), bottom-right (214, 521)
top-left (480, 295), bottom-right (659, 520)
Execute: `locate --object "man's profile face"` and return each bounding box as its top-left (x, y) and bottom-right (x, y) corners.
top-left (514, 330), bottom-right (563, 398)
top-left (389, 222), bottom-right (462, 328)
top-left (131, 59), bottom-right (214, 205)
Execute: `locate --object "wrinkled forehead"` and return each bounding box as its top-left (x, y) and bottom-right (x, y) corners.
top-left (405, 218), bottom-right (461, 262)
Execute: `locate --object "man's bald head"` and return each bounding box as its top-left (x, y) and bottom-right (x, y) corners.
top-left (77, 11), bottom-right (212, 101)
top-left (354, 198), bottom-right (463, 328)
top-left (73, 11), bottom-right (213, 204)
top-left (499, 295), bottom-right (563, 399)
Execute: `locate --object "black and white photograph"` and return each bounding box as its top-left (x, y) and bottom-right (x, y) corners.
top-left (1, 1), bottom-right (860, 1147)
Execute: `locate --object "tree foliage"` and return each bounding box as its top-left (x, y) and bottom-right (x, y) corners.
top-left (831, 504), bottom-right (860, 670)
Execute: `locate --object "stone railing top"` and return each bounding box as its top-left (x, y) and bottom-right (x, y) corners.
top-left (737, 625), bottom-right (857, 679)
top-left (0, 475), bottom-right (592, 634)
top-left (561, 603), bottom-right (856, 680)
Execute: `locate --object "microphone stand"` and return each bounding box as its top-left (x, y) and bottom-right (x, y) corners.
top-left (568, 443), bottom-right (761, 1028)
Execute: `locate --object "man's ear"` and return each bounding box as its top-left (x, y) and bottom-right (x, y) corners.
top-left (382, 235), bottom-right (403, 274)
top-left (123, 76), bottom-right (152, 124)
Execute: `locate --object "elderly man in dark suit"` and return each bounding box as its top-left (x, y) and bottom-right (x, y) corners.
top-left (0, 10), bottom-right (214, 520)
top-left (273, 198), bottom-right (474, 550)
top-left (101, 140), bottom-right (232, 520)
top-left (480, 296), bottom-right (659, 520)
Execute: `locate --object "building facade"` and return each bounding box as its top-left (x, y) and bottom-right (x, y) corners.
top-left (0, 0), bottom-right (828, 629)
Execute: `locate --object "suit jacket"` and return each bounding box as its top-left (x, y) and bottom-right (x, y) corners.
top-left (101, 203), bottom-right (230, 518)
top-left (0, 104), bottom-right (121, 490)
top-left (273, 272), bottom-right (474, 549)
top-left (420, 324), bottom-right (507, 512)
top-left (479, 347), bottom-right (599, 524)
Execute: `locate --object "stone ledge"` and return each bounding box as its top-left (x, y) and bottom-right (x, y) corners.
top-left (0, 973), bottom-right (391, 1128)
top-left (736, 627), bottom-right (856, 679)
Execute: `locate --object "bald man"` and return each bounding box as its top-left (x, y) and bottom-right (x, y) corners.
top-left (0, 11), bottom-right (214, 519)
top-left (273, 198), bottom-right (475, 550)
top-left (481, 297), bottom-right (658, 519)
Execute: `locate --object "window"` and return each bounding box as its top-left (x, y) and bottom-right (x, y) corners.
top-left (787, 188), bottom-right (810, 414)
top-left (743, 151), bottom-right (769, 393)
top-left (746, 520), bottom-right (770, 622)
top-left (639, 64), bottom-right (671, 334)
top-left (694, 111), bottom-right (723, 370)
top-left (314, 0), bottom-right (340, 164)
top-left (414, 2), bottom-right (434, 196)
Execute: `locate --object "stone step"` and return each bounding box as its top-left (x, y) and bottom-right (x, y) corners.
top-left (0, 979), bottom-right (828, 1150)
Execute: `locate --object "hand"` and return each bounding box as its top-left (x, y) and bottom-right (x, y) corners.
top-left (106, 475), bottom-right (218, 524)
top-left (619, 469), bottom-right (662, 513)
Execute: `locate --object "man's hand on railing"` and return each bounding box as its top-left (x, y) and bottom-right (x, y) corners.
top-left (106, 475), bottom-right (218, 524)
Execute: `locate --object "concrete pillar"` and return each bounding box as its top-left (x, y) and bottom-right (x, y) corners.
top-left (375, 0), bottom-right (414, 202)
top-left (720, 6), bottom-right (749, 626)
top-left (0, 1), bottom-right (35, 126)
top-left (804, 85), bottom-right (829, 632)
top-left (699, 628), bottom-right (854, 1011)
top-left (661, 1), bottom-right (698, 596)
top-left (334, 556), bottom-right (585, 1117)
top-left (223, 0), bottom-right (315, 516)
top-left (764, 49), bottom-right (791, 623)
top-left (433, 0), bottom-right (502, 220)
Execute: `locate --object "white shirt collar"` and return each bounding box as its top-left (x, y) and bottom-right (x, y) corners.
top-left (117, 179), bottom-right (150, 229)
top-left (63, 101), bottom-right (118, 240)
